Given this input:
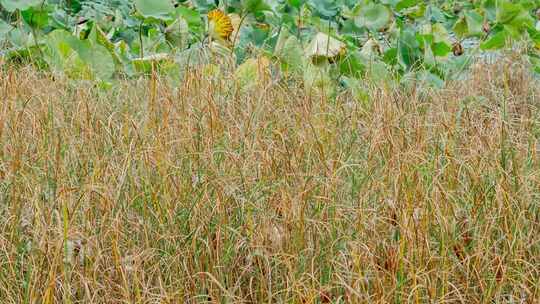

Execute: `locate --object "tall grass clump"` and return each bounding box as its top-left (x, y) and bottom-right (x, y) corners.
top-left (0, 59), bottom-right (539, 303)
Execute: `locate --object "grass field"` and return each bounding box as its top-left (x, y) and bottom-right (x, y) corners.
top-left (1, 58), bottom-right (540, 303)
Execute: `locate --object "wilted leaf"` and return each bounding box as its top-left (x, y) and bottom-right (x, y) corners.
top-left (360, 38), bottom-right (381, 57)
top-left (305, 32), bottom-right (346, 63)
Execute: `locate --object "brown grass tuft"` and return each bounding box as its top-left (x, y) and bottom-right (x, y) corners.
top-left (1, 61), bottom-right (540, 303)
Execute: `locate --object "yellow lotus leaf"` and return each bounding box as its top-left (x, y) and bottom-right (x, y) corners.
top-left (208, 9), bottom-right (233, 42)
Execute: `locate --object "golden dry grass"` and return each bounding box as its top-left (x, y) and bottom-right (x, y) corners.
top-left (1, 60), bottom-right (540, 303)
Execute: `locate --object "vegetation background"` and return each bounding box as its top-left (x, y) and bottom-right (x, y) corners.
top-left (1, 0), bottom-right (540, 303)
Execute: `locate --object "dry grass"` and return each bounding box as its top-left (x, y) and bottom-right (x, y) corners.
top-left (1, 60), bottom-right (540, 303)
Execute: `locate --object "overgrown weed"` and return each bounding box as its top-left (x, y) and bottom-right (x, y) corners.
top-left (0, 61), bottom-right (539, 303)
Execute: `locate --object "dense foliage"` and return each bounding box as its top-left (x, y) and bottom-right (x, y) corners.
top-left (1, 0), bottom-right (540, 90)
